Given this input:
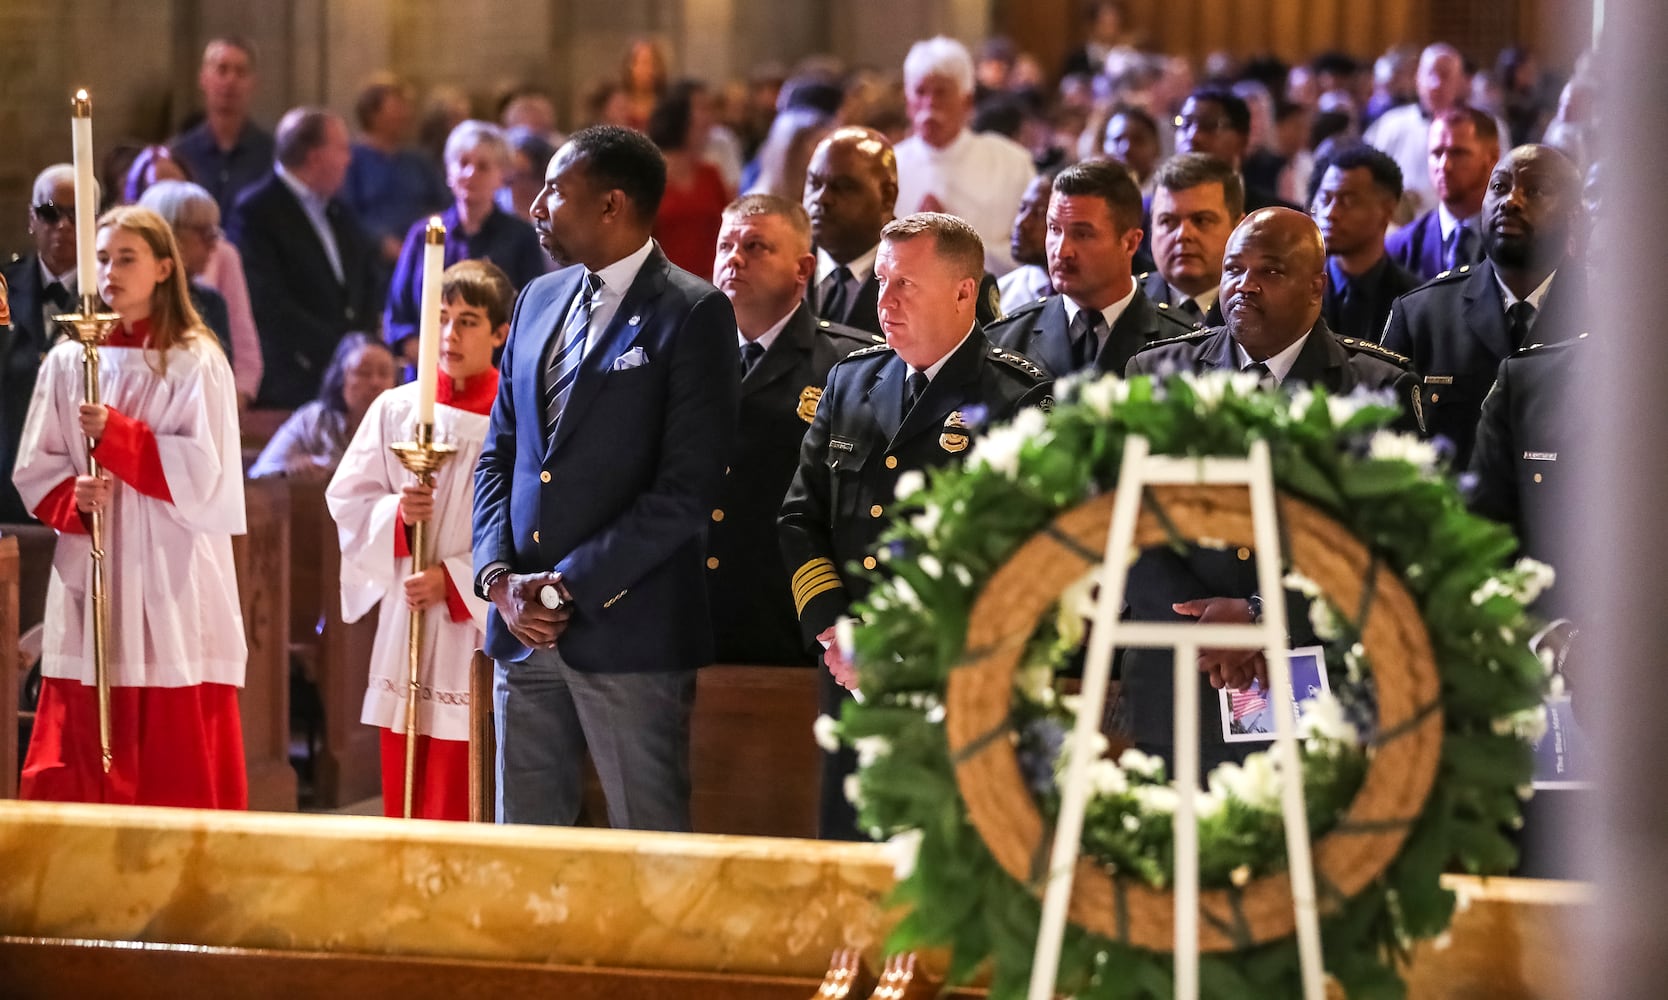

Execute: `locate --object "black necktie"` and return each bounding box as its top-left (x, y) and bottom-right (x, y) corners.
top-left (1245, 361), bottom-right (1275, 389)
top-left (904, 371), bottom-right (929, 412)
top-left (1507, 301), bottom-right (1536, 348)
top-left (1448, 224), bottom-right (1478, 271)
top-left (1178, 297), bottom-right (1205, 325)
top-left (1338, 279), bottom-right (1371, 340)
top-left (44, 281), bottom-right (71, 313)
top-left (740, 339), bottom-right (766, 375)
top-left (820, 266), bottom-right (853, 323)
top-left (1069, 310), bottom-right (1105, 370)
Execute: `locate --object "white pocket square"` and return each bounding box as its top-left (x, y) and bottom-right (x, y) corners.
top-left (611, 347), bottom-right (650, 371)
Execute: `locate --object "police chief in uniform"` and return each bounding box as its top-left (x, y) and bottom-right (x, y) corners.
top-left (778, 212), bottom-right (1052, 839)
top-left (1121, 208), bottom-right (1420, 772)
top-left (1381, 144), bottom-right (1586, 467)
top-left (1138, 154), bottom-right (1247, 330)
top-left (988, 158), bottom-right (1194, 377)
top-left (707, 193), bottom-right (874, 666)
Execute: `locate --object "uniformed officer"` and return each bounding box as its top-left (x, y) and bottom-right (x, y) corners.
top-left (707, 193), bottom-right (875, 667)
top-left (1467, 333), bottom-right (1592, 880)
top-left (1139, 153), bottom-right (1245, 329)
top-left (779, 212), bottom-right (1052, 839)
top-left (1121, 208), bottom-right (1420, 773)
top-left (989, 158), bottom-right (1194, 378)
top-left (1382, 144), bottom-right (1585, 467)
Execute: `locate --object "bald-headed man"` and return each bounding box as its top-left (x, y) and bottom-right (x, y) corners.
top-left (1121, 208), bottom-right (1420, 772)
top-left (707, 194), bottom-right (873, 666)
top-left (1383, 144), bottom-right (1586, 467)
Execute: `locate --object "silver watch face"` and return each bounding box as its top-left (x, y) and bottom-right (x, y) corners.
top-left (539, 585), bottom-right (563, 610)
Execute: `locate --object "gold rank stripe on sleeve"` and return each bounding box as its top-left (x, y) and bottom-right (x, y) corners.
top-left (791, 558), bottom-right (843, 615)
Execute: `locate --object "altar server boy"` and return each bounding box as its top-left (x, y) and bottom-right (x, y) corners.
top-left (327, 260), bottom-right (512, 819)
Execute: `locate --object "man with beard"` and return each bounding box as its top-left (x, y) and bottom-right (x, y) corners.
top-left (995, 170), bottom-right (1057, 314)
top-left (1309, 144), bottom-right (1421, 342)
top-left (1121, 209), bottom-right (1418, 772)
top-left (1385, 108), bottom-right (1502, 281)
top-left (1382, 144), bottom-right (1584, 466)
top-left (472, 125), bottom-right (740, 831)
top-left (1139, 154), bottom-right (1244, 328)
top-left (988, 158), bottom-right (1192, 377)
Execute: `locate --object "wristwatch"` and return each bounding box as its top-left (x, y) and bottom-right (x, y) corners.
top-left (1246, 594), bottom-right (1264, 624)
top-left (540, 585), bottom-right (565, 611)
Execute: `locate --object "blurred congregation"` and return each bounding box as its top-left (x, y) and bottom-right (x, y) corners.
top-left (0, 0), bottom-right (1602, 847)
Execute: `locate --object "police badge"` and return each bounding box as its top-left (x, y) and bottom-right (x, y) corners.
top-left (797, 385), bottom-right (822, 424)
top-left (940, 410), bottom-right (970, 453)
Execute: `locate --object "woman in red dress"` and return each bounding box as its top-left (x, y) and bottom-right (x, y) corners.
top-left (648, 80), bottom-right (732, 279)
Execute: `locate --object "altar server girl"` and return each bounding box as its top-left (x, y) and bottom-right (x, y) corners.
top-left (14, 205), bottom-right (247, 808)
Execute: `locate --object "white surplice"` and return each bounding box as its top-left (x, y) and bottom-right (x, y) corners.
top-left (326, 383), bottom-right (489, 741)
top-left (12, 338), bottom-right (248, 688)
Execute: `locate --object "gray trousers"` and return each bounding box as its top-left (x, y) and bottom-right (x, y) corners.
top-left (493, 645), bottom-right (696, 831)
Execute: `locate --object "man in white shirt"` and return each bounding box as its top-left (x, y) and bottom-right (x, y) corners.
top-left (893, 36), bottom-right (1036, 277)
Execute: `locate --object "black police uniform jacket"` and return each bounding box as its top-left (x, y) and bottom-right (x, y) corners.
top-left (779, 326), bottom-right (1052, 650)
top-left (1139, 269), bottom-right (1222, 329)
top-left (986, 286), bottom-right (1196, 379)
top-left (707, 305), bottom-right (876, 666)
top-left (1380, 258), bottom-right (1585, 468)
top-left (1119, 320), bottom-right (1420, 767)
top-left (1466, 334), bottom-right (1589, 622)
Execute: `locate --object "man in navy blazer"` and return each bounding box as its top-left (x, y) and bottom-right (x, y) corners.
top-left (472, 125), bottom-right (740, 831)
top-left (1384, 107), bottom-right (1500, 281)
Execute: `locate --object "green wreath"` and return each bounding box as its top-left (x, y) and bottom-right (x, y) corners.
top-left (827, 371), bottom-right (1551, 999)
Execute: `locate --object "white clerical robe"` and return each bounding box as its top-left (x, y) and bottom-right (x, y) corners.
top-left (894, 128), bottom-right (1037, 277)
top-left (12, 339), bottom-right (248, 688)
top-left (326, 383), bottom-right (489, 742)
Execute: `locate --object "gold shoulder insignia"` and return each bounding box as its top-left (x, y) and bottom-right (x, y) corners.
top-left (1342, 338), bottom-right (1412, 367)
top-left (797, 385), bottom-right (822, 423)
top-left (1140, 327), bottom-right (1215, 351)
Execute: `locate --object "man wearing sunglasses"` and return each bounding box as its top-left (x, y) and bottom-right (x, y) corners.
top-left (2, 164), bottom-right (93, 522)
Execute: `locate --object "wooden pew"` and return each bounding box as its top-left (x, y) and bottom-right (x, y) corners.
top-left (0, 535), bottom-right (16, 799)
top-left (468, 655), bottom-right (822, 837)
top-left (285, 478), bottom-right (381, 808)
top-left (232, 478), bottom-right (298, 811)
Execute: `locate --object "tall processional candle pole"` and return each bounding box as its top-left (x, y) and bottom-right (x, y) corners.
top-left (58, 89), bottom-right (121, 774)
top-left (391, 217), bottom-right (456, 818)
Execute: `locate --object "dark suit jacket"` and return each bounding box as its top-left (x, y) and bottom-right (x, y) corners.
top-left (1139, 269), bottom-right (1222, 328)
top-left (230, 173), bottom-right (379, 408)
top-left (986, 286), bottom-right (1194, 378)
top-left (472, 245), bottom-right (741, 672)
top-left (708, 306), bottom-right (874, 666)
top-left (1381, 259), bottom-right (1585, 467)
top-left (1321, 255), bottom-right (1422, 344)
top-left (1, 255), bottom-right (55, 522)
top-left (1120, 320), bottom-right (1415, 765)
top-left (1384, 208), bottom-right (1449, 282)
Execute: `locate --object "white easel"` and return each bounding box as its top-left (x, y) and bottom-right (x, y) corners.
top-left (1026, 437), bottom-right (1326, 1000)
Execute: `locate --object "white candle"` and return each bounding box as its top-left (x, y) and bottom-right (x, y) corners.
top-left (414, 216), bottom-right (446, 425)
top-left (71, 90), bottom-right (97, 304)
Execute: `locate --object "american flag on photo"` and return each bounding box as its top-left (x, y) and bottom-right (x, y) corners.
top-left (1231, 687), bottom-right (1268, 720)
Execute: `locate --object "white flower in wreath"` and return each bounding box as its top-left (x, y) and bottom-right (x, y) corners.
top-left (894, 469), bottom-right (926, 500)
top-left (813, 714), bottom-right (840, 752)
top-left (1116, 747), bottom-right (1165, 779)
top-left (1511, 557), bottom-right (1556, 604)
top-left (893, 577), bottom-right (921, 610)
top-left (884, 828), bottom-right (924, 880)
top-left (843, 774), bottom-right (863, 807)
top-left (1208, 751), bottom-right (1281, 808)
top-left (1367, 430), bottom-right (1439, 471)
top-left (969, 407), bottom-right (1050, 478)
top-left (1299, 691), bottom-right (1359, 746)
top-left (1079, 373), bottom-right (1130, 418)
top-left (1131, 783), bottom-right (1179, 814)
top-left (1492, 704), bottom-right (1549, 744)
top-left (1194, 788), bottom-right (1226, 818)
top-left (854, 735), bottom-right (893, 768)
top-left (1282, 570), bottom-right (1323, 599)
top-left (918, 554), bottom-right (943, 580)
top-left (911, 502), bottom-right (942, 537)
top-left (1308, 598), bottom-right (1344, 640)
top-left (1088, 759), bottom-right (1129, 798)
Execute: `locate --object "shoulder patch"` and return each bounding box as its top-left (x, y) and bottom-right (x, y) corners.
top-left (1511, 333), bottom-right (1586, 357)
top-left (988, 346), bottom-right (1048, 380)
top-left (1137, 326), bottom-right (1216, 352)
top-left (842, 341), bottom-right (893, 359)
top-left (988, 296), bottom-right (1048, 328)
top-left (1339, 336), bottom-right (1412, 367)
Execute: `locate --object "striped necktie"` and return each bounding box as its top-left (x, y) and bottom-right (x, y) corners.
top-left (543, 272), bottom-right (602, 436)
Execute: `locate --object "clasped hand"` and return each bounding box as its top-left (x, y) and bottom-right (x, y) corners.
top-left (489, 571), bottom-right (574, 650)
top-left (1174, 597), bottom-right (1266, 692)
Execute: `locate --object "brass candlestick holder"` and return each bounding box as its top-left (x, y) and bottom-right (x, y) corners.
top-left (55, 292), bottom-right (122, 773)
top-left (390, 421), bottom-right (457, 818)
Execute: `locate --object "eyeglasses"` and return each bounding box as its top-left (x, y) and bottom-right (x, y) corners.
top-left (32, 202), bottom-right (74, 226)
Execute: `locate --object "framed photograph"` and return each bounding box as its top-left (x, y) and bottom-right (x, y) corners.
top-left (1220, 645), bottom-right (1330, 743)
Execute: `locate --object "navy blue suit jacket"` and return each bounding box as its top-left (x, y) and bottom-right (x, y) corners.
top-left (1385, 208), bottom-right (1448, 282)
top-left (472, 245), bottom-right (740, 671)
